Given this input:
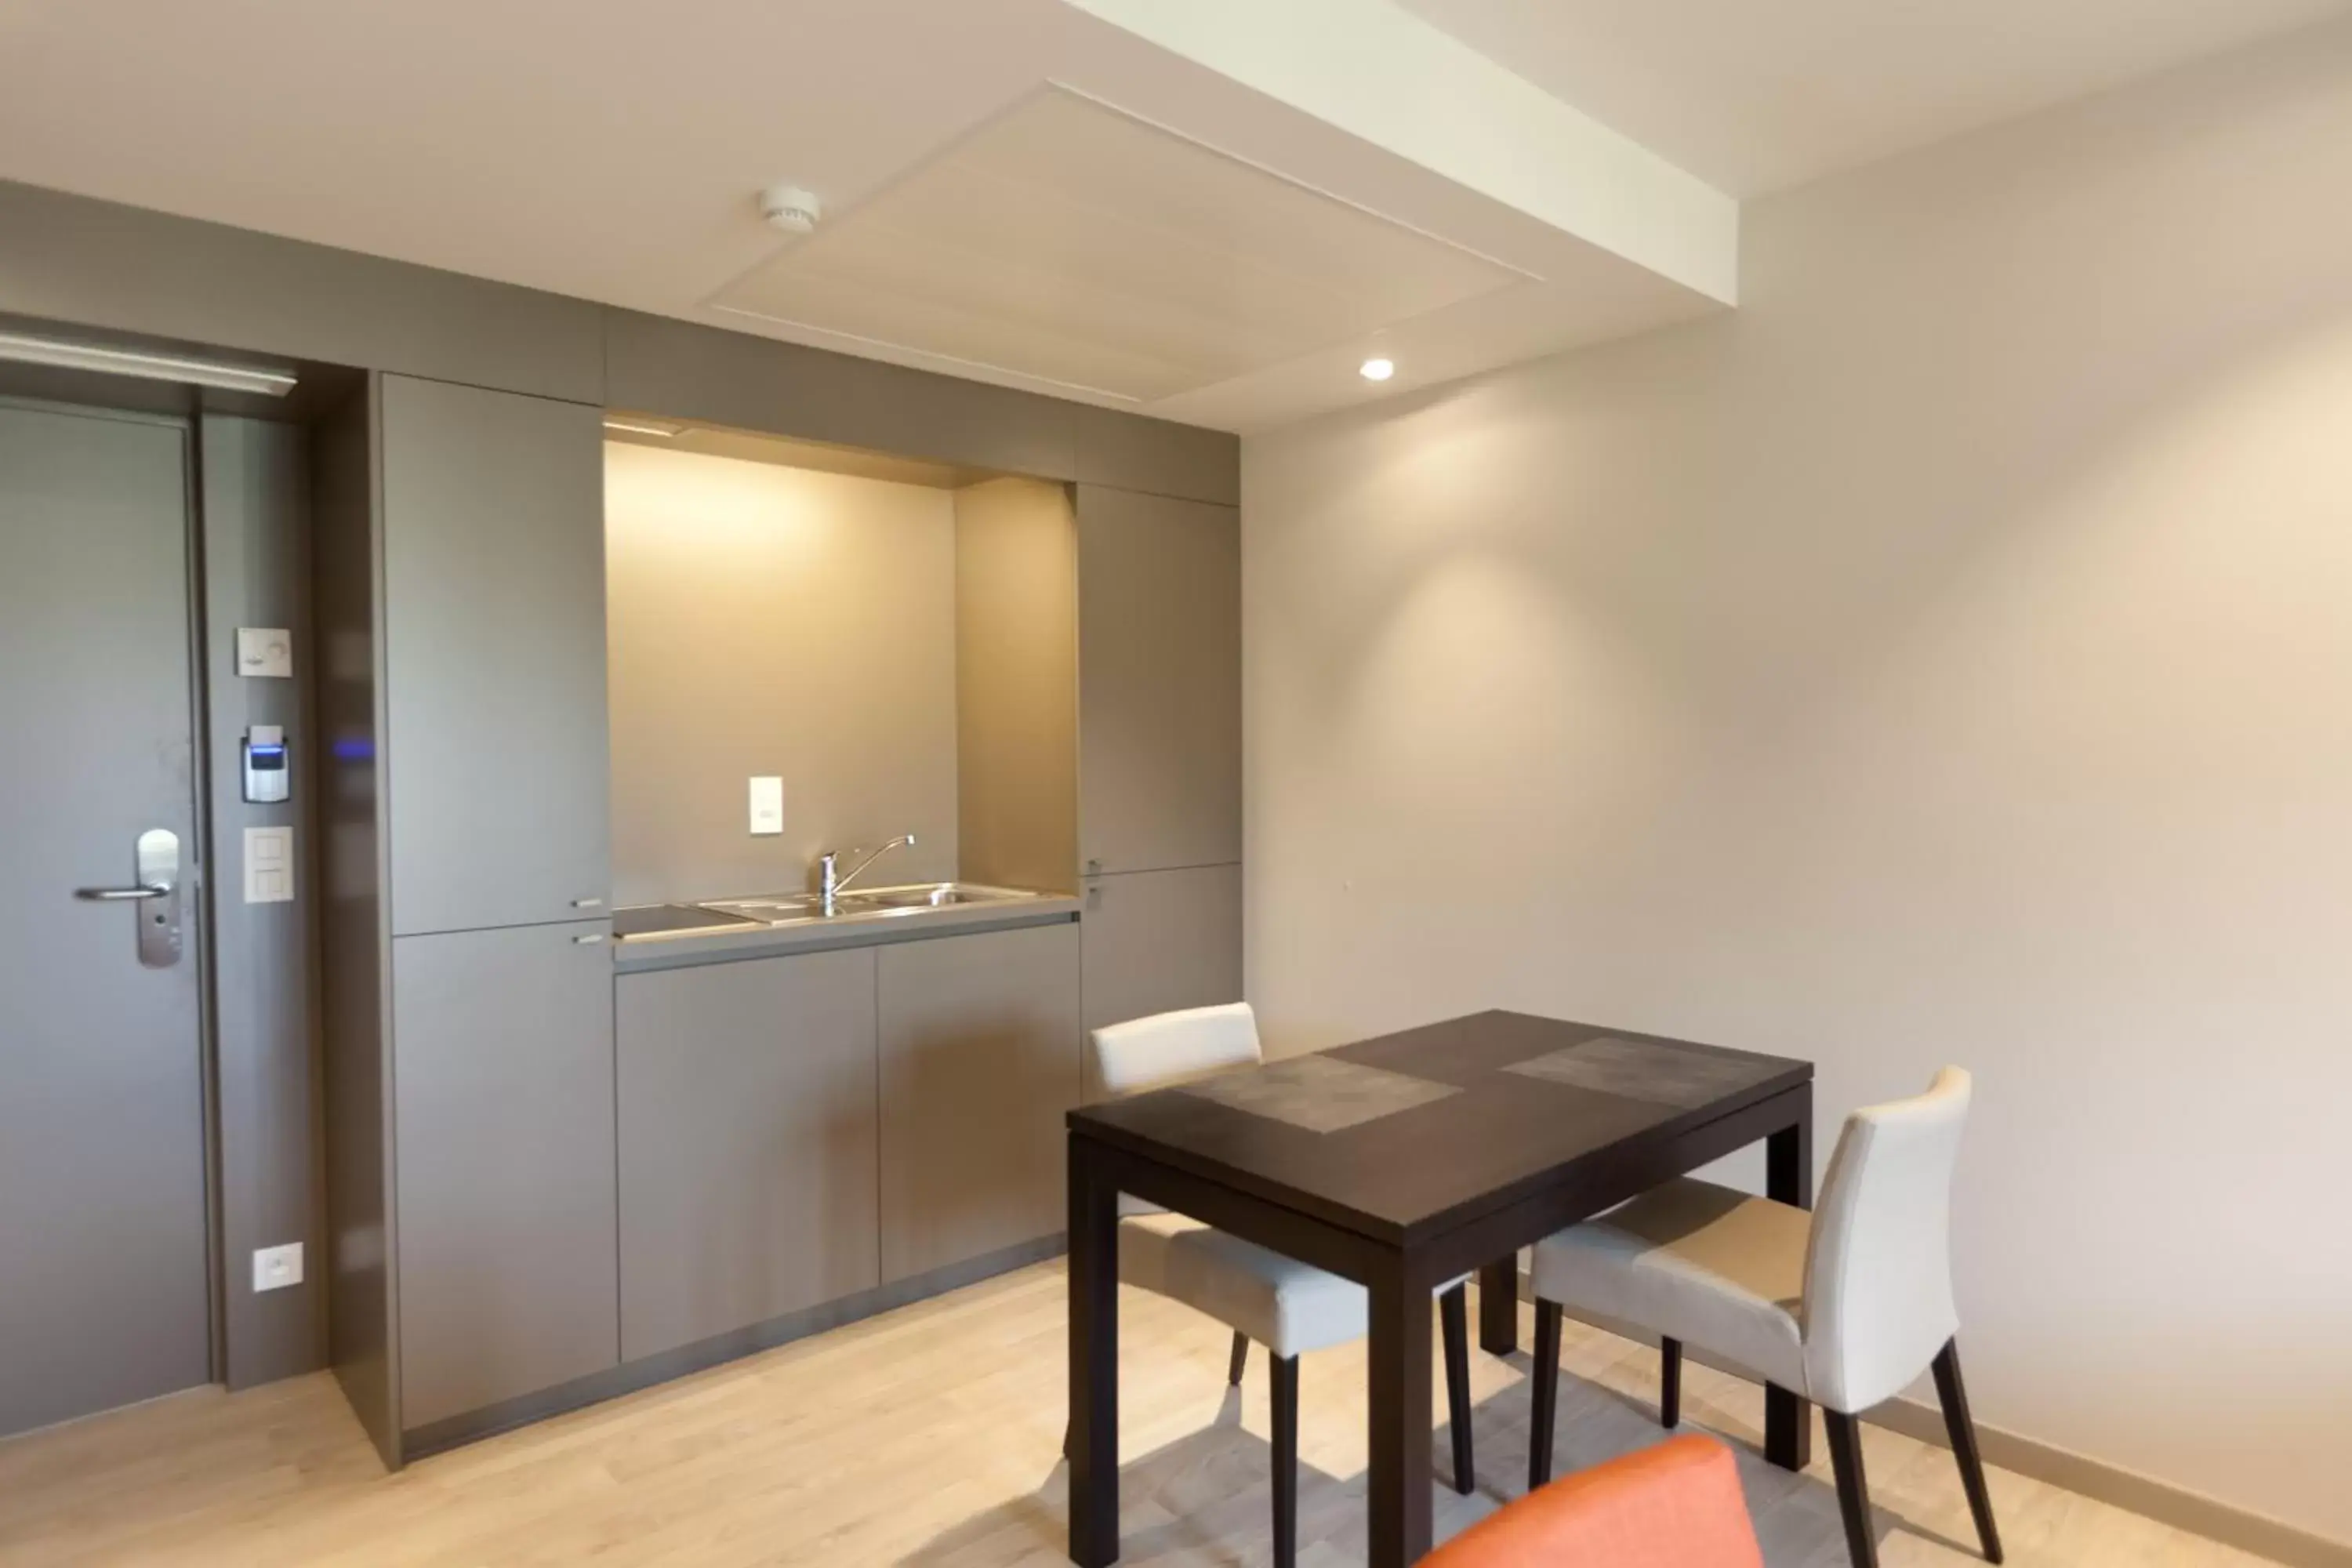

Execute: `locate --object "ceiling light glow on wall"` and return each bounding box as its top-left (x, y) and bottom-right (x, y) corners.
top-left (0, 329), bottom-right (296, 396)
top-left (602, 417), bottom-right (685, 437)
top-left (1359, 358), bottom-right (1396, 382)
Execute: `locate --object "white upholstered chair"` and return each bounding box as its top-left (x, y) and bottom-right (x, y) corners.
top-left (1087, 1003), bottom-right (1477, 1568)
top-left (1526, 1068), bottom-right (2002, 1568)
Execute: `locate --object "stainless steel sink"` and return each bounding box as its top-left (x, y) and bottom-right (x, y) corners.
top-left (844, 882), bottom-right (1011, 910)
top-left (698, 883), bottom-right (1040, 925)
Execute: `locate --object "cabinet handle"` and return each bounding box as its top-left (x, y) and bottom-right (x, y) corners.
top-left (1085, 858), bottom-right (1103, 877)
top-left (572, 897), bottom-right (605, 909)
top-left (573, 931), bottom-right (607, 946)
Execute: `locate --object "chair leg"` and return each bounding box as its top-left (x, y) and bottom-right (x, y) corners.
top-left (1933, 1341), bottom-right (2005, 1564)
top-left (1440, 1283), bottom-right (1475, 1494)
top-left (1824, 1409), bottom-right (1880, 1568)
top-left (1527, 1298), bottom-right (1563, 1491)
top-left (1228, 1330), bottom-right (1250, 1387)
top-left (1270, 1353), bottom-right (1299, 1568)
top-left (1660, 1336), bottom-right (1682, 1429)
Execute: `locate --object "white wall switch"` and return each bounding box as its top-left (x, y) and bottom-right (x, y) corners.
top-left (244, 825), bottom-right (295, 903)
top-left (252, 1241), bottom-right (303, 1293)
top-left (236, 626), bottom-right (294, 678)
top-left (749, 775), bottom-right (785, 836)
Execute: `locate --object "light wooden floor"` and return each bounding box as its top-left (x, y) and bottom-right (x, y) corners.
top-left (0, 1263), bottom-right (2270, 1566)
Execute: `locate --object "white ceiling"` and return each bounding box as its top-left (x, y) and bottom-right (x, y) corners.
top-left (1398, 0), bottom-right (2352, 196)
top-left (711, 86), bottom-right (1526, 404)
top-left (2, 0), bottom-right (1723, 430)
top-left (2, 0), bottom-right (2345, 430)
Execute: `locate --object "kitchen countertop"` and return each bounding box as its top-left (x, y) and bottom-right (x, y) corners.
top-left (609, 884), bottom-right (1082, 973)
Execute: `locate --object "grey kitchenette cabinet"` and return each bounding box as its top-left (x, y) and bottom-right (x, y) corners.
top-left (1075, 484), bottom-right (1240, 877)
top-left (1073, 482), bottom-right (1243, 1043)
top-left (390, 920), bottom-right (619, 1430)
top-left (1077, 862), bottom-right (1245, 1102)
top-left (381, 372), bottom-right (611, 936)
top-left (318, 372), bottom-right (619, 1465)
top-left (305, 326), bottom-right (1250, 1471)
top-left (615, 947), bottom-right (883, 1361)
top-left (877, 921), bottom-right (1083, 1283)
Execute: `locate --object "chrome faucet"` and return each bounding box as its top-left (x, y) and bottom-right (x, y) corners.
top-left (818, 834), bottom-right (916, 907)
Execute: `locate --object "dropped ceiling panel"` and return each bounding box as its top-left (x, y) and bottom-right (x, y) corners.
top-left (710, 87), bottom-right (1529, 404)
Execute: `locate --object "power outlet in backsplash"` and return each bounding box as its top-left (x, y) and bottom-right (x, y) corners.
top-left (748, 776), bottom-right (784, 837)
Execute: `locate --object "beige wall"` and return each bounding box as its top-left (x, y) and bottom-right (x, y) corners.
top-left (607, 443), bottom-right (959, 905)
top-left (1243, 18), bottom-right (2352, 1547)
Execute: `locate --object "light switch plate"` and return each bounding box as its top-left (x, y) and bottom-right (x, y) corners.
top-left (244, 826), bottom-right (295, 903)
top-left (749, 775), bottom-right (784, 836)
top-left (252, 1242), bottom-right (303, 1293)
top-left (236, 626), bottom-right (294, 678)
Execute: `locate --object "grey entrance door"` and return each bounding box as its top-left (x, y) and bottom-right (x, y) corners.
top-left (0, 399), bottom-right (211, 1437)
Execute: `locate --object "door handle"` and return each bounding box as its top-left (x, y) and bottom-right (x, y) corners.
top-left (78, 828), bottom-right (182, 967)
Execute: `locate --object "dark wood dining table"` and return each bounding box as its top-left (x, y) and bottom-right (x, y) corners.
top-left (1065, 1009), bottom-right (1815, 1566)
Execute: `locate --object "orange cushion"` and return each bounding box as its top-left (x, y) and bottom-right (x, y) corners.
top-left (1423, 1435), bottom-right (1764, 1567)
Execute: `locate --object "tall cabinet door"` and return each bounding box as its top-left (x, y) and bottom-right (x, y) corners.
top-left (382, 375), bottom-right (609, 935)
top-left (1079, 864), bottom-right (1243, 1102)
top-left (392, 920), bottom-right (618, 1430)
top-left (1076, 485), bottom-right (1240, 875)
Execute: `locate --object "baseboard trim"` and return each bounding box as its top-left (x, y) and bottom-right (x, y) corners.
top-left (1515, 1278), bottom-right (2348, 1567)
top-left (401, 1233), bottom-right (1067, 1462)
top-left (1864, 1396), bottom-right (2350, 1568)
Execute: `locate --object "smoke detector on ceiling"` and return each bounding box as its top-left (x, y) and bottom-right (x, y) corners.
top-left (759, 183), bottom-right (822, 235)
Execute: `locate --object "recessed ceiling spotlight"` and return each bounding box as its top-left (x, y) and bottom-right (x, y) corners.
top-left (1359, 358), bottom-right (1396, 383)
top-left (603, 417), bottom-right (684, 437)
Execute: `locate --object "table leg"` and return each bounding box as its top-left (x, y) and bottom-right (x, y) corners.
top-left (1476, 1258), bottom-right (1519, 1355)
top-left (1765, 1105), bottom-right (1815, 1473)
top-left (1067, 1135), bottom-right (1120, 1566)
top-left (1367, 1255), bottom-right (1434, 1567)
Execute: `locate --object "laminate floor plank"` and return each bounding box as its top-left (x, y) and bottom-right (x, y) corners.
top-left (0, 1265), bottom-right (2278, 1566)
